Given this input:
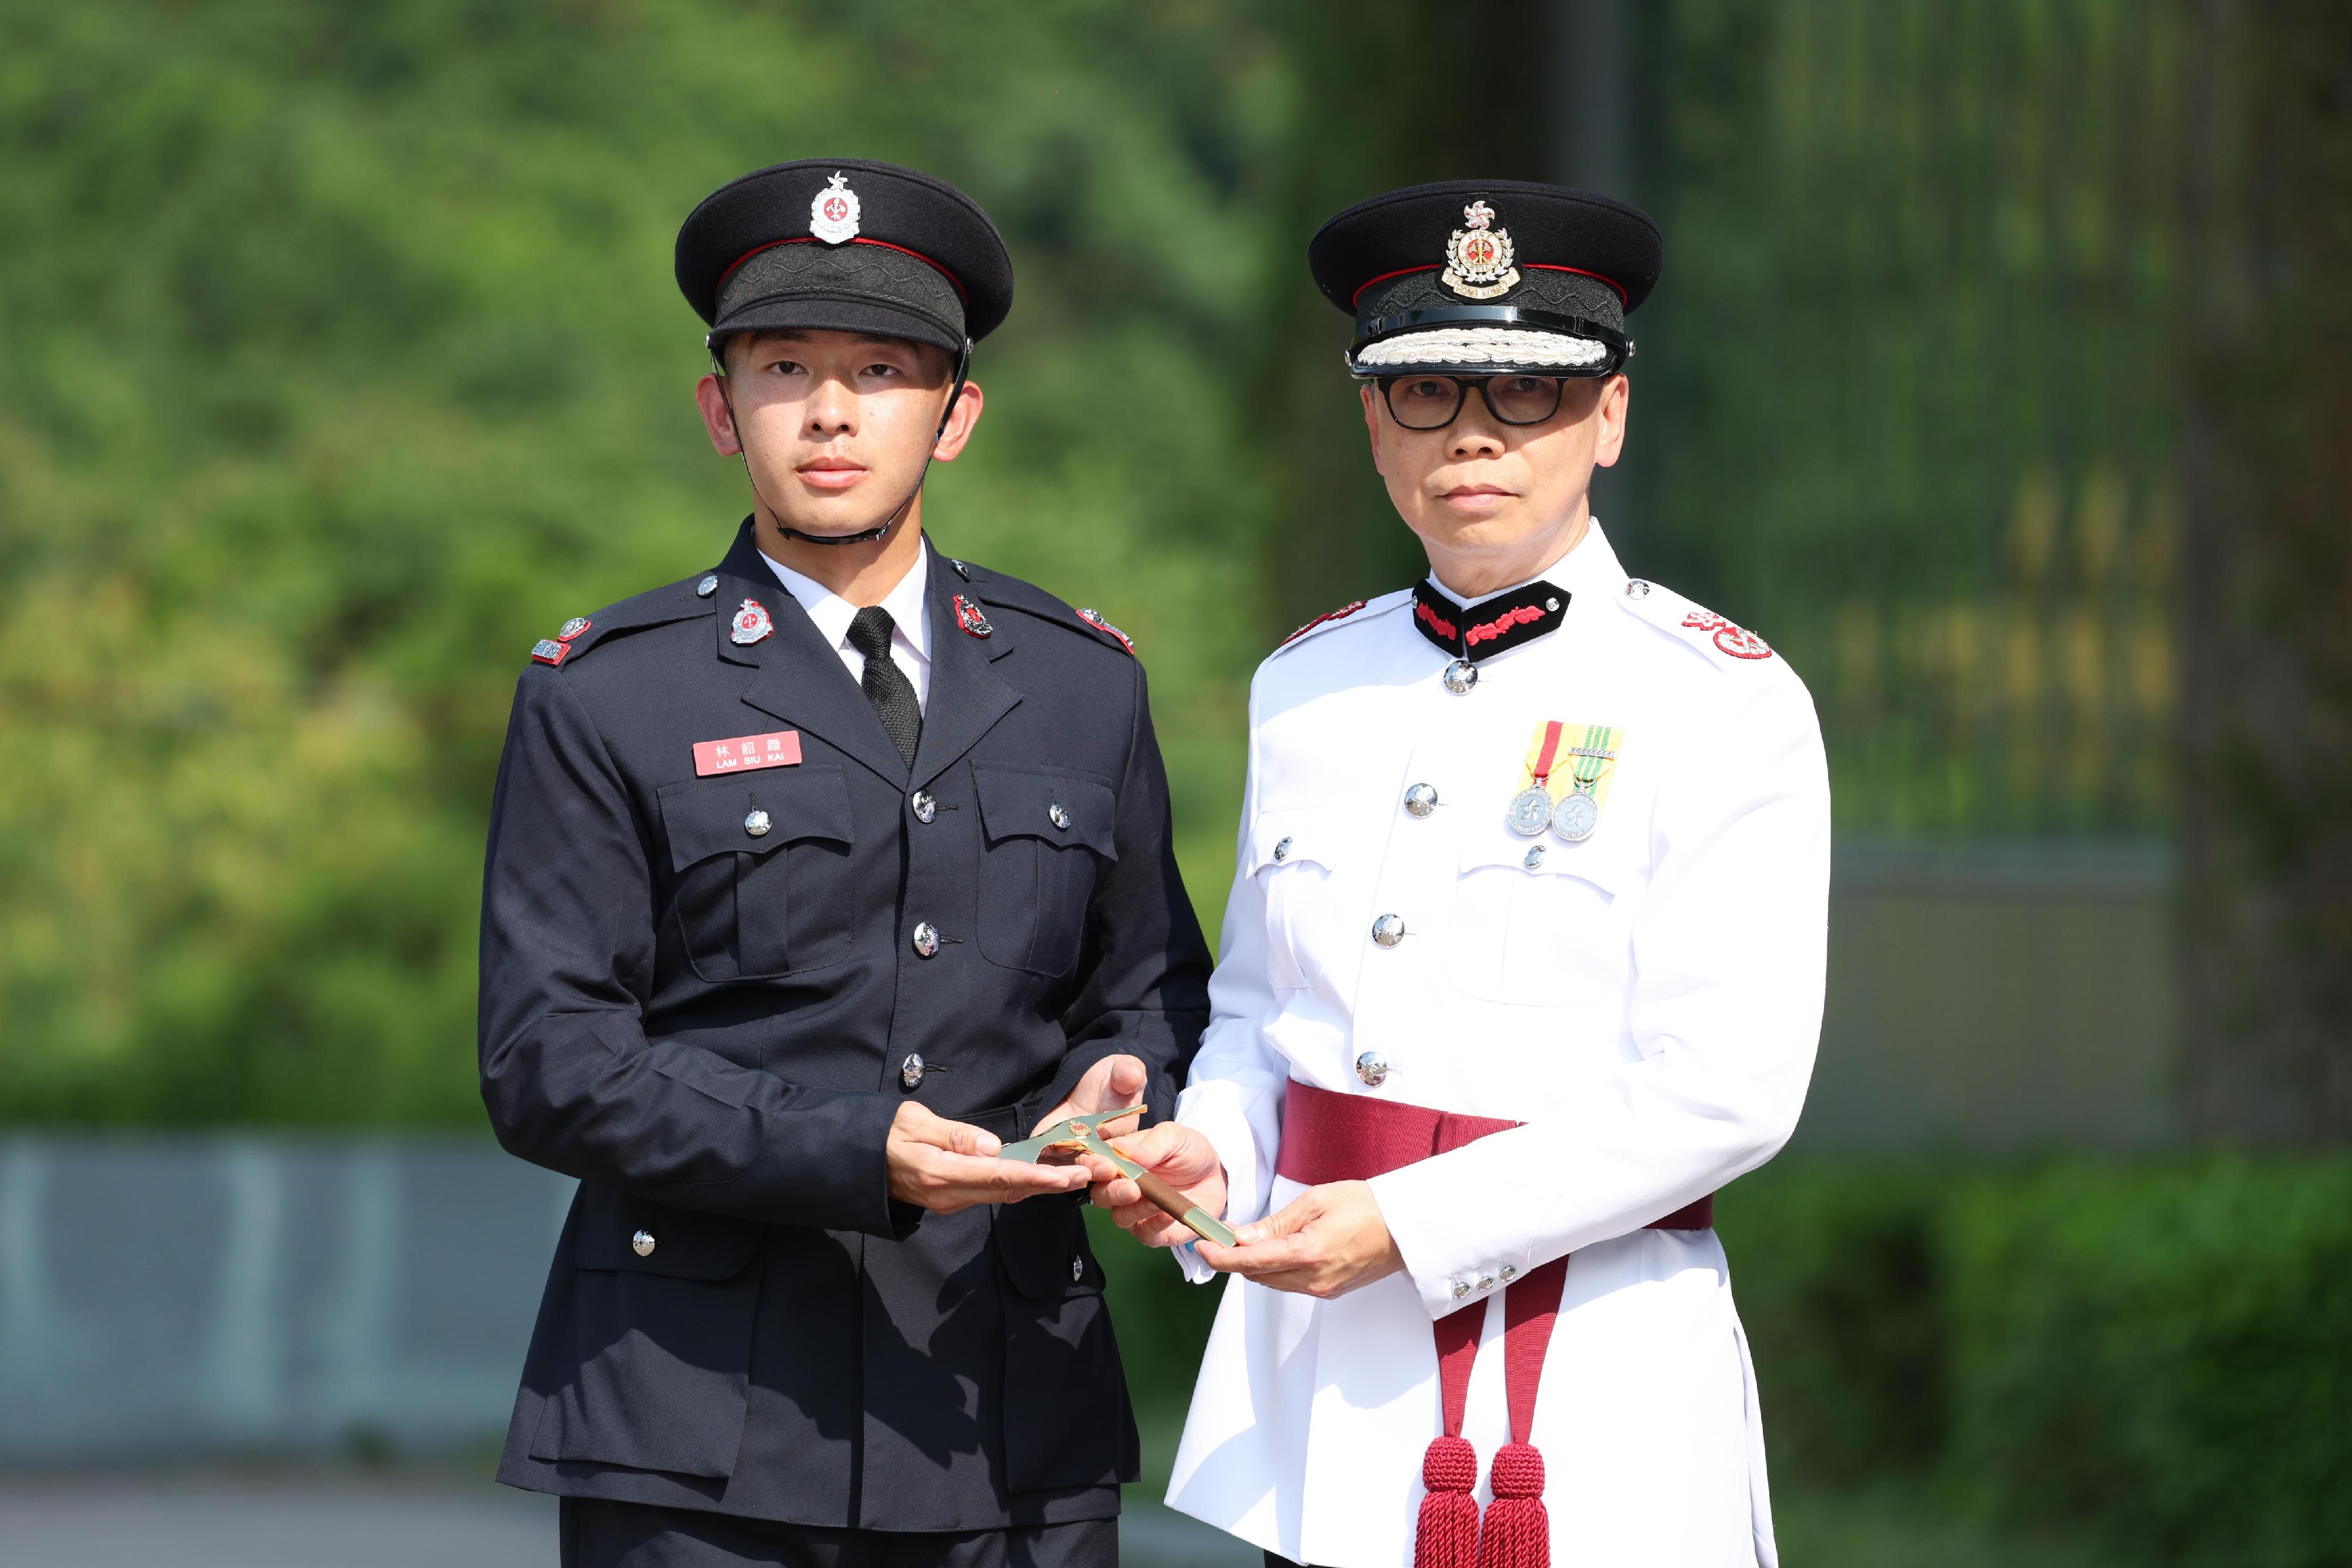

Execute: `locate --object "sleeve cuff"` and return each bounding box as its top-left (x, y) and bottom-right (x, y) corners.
top-left (1371, 1157), bottom-right (1531, 1320)
top-left (1174, 1077), bottom-right (1277, 1228)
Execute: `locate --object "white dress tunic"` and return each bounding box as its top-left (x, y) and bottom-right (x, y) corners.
top-left (1164, 523), bottom-right (1830, 1568)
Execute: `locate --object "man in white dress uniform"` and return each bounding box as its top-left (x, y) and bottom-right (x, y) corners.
top-left (1085, 181), bottom-right (1830, 1568)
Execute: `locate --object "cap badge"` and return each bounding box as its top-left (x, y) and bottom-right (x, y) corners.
top-left (1443, 199), bottom-right (1520, 300)
top-left (953, 594), bottom-right (994, 639)
top-left (810, 171), bottom-right (862, 245)
top-left (730, 599), bottom-right (775, 646)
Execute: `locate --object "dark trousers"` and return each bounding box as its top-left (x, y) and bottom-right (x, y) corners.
top-left (560, 1499), bottom-right (1117, 1568)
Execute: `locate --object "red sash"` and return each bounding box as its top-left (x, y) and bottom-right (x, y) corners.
top-left (1274, 1081), bottom-right (1715, 1568)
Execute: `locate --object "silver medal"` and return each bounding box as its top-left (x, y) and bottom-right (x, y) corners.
top-left (1551, 790), bottom-right (1599, 842)
top-left (1505, 787), bottom-right (1553, 837)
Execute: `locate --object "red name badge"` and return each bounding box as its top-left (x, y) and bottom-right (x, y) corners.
top-left (693, 730), bottom-right (803, 776)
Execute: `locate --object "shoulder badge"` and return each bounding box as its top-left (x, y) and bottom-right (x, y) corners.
top-left (953, 594), bottom-right (994, 638)
top-left (1075, 607), bottom-right (1135, 656)
top-left (1680, 609), bottom-right (1773, 660)
top-left (1278, 599), bottom-right (1368, 650)
top-left (529, 637), bottom-right (570, 667)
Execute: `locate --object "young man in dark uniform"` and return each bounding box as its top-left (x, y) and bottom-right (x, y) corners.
top-left (478, 158), bottom-right (1212, 1568)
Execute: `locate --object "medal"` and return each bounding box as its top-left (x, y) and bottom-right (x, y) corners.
top-left (1506, 786), bottom-right (1553, 837)
top-left (1506, 720), bottom-right (1624, 843)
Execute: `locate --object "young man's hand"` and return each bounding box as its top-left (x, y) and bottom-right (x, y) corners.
top-left (1194, 1180), bottom-right (1403, 1299)
top-left (885, 1102), bottom-right (1090, 1214)
top-left (1028, 1052), bottom-right (1150, 1141)
top-left (1089, 1121), bottom-right (1228, 1246)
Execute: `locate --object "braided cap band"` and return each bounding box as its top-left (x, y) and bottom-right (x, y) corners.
top-left (1354, 327), bottom-right (1612, 370)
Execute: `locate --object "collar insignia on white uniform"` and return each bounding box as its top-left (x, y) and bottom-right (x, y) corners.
top-left (1409, 579), bottom-right (1566, 664)
top-left (810, 171), bottom-right (861, 245)
top-left (729, 598), bottom-right (775, 646)
top-left (1681, 609), bottom-right (1773, 660)
top-left (1442, 199), bottom-right (1521, 300)
top-left (1075, 607), bottom-right (1135, 655)
top-left (953, 594), bottom-right (993, 638)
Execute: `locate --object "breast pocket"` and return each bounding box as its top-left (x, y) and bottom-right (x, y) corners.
top-left (658, 766), bottom-right (856, 982)
top-left (1245, 809), bottom-right (1355, 995)
top-left (1445, 827), bottom-right (1635, 1009)
top-left (973, 764), bottom-right (1117, 977)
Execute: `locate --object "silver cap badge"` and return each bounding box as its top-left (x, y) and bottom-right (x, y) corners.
top-left (810, 172), bottom-right (861, 245)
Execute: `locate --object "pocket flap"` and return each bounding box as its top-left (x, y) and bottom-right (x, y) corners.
top-left (973, 764), bottom-right (1118, 859)
top-left (658, 765), bottom-right (854, 873)
top-left (993, 1194), bottom-right (1104, 1299)
top-left (571, 1186), bottom-right (766, 1280)
top-left (1245, 807), bottom-right (1341, 875)
top-left (1458, 824), bottom-right (1632, 895)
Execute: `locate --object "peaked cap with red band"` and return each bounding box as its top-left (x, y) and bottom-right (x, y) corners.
top-left (1309, 179), bottom-right (1662, 379)
top-left (675, 158), bottom-right (1015, 356)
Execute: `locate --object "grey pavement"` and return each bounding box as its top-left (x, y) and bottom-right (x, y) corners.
top-left (0, 1473), bottom-right (1254, 1568)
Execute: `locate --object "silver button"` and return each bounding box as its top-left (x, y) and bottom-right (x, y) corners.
top-left (631, 1230), bottom-right (656, 1258)
top-left (1048, 803), bottom-right (1072, 831)
top-left (1500, 1264), bottom-right (1519, 1282)
top-left (1544, 597), bottom-right (1560, 612)
top-left (1404, 784), bottom-right (1439, 818)
top-left (900, 1054), bottom-right (925, 1090)
top-left (1523, 844), bottom-right (1548, 871)
top-left (696, 574), bottom-right (719, 597)
top-left (911, 790), bottom-right (937, 824)
top-left (1071, 1256), bottom-right (1085, 1283)
top-left (1371, 913), bottom-right (1406, 948)
top-left (1272, 835), bottom-right (1293, 862)
top-left (1442, 658), bottom-right (1478, 694)
top-left (1355, 1051), bottom-right (1389, 1088)
top-left (744, 809), bottom-right (771, 837)
top-left (911, 922), bottom-right (941, 958)
top-left (1451, 1278), bottom-right (1471, 1300)
top-left (1624, 579), bottom-right (1651, 599)
top-left (1476, 1275), bottom-right (1496, 1292)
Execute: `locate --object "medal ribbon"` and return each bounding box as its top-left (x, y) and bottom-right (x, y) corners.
top-left (1519, 721), bottom-right (1622, 808)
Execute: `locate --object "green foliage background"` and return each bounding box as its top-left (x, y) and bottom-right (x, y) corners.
top-left (1, 0), bottom-right (1293, 1124)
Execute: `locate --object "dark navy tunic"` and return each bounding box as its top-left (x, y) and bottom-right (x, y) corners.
top-left (480, 517), bottom-right (1212, 1530)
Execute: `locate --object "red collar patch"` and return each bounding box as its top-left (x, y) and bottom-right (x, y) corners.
top-left (1409, 578), bottom-right (1566, 663)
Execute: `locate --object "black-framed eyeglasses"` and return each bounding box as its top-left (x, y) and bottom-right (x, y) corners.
top-left (1378, 373), bottom-right (1575, 431)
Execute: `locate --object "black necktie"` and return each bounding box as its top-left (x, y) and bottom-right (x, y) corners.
top-left (846, 606), bottom-right (921, 767)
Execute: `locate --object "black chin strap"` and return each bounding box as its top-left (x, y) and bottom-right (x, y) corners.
top-left (722, 340), bottom-right (974, 548)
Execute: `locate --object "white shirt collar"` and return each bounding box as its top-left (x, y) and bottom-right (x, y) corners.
top-left (759, 541), bottom-right (933, 663)
top-left (1424, 517), bottom-right (1624, 610)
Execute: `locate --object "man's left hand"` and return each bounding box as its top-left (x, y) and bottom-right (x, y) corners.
top-left (1194, 1180), bottom-right (1404, 1299)
top-left (1031, 1054), bottom-right (1149, 1140)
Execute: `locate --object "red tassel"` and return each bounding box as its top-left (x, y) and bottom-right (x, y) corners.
top-left (1476, 1442), bottom-right (1548, 1568)
top-left (1415, 1433), bottom-right (1481, 1568)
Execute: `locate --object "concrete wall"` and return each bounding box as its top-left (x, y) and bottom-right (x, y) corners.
top-left (0, 1139), bottom-right (571, 1461)
top-left (1800, 840), bottom-right (2179, 1152)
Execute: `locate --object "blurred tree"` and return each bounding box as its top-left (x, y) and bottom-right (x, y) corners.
top-left (2179, 0), bottom-right (2352, 1144)
top-left (0, 0), bottom-right (1288, 1124)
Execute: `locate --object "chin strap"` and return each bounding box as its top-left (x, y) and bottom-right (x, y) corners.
top-left (721, 340), bottom-right (974, 547)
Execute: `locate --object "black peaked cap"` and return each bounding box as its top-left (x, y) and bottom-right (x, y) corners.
top-left (1308, 179), bottom-right (1663, 322)
top-left (676, 159), bottom-right (1015, 355)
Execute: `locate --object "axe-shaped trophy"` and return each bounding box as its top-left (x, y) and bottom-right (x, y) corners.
top-left (996, 1105), bottom-right (1237, 1249)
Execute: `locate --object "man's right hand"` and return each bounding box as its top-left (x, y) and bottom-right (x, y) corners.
top-left (886, 1102), bottom-right (1091, 1214)
top-left (1089, 1121), bottom-right (1228, 1246)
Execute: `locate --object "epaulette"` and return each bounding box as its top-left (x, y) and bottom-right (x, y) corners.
top-left (1269, 588), bottom-right (1410, 657)
top-left (1613, 577), bottom-right (1776, 670)
top-left (962, 565), bottom-right (1139, 657)
top-left (527, 570), bottom-right (721, 668)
